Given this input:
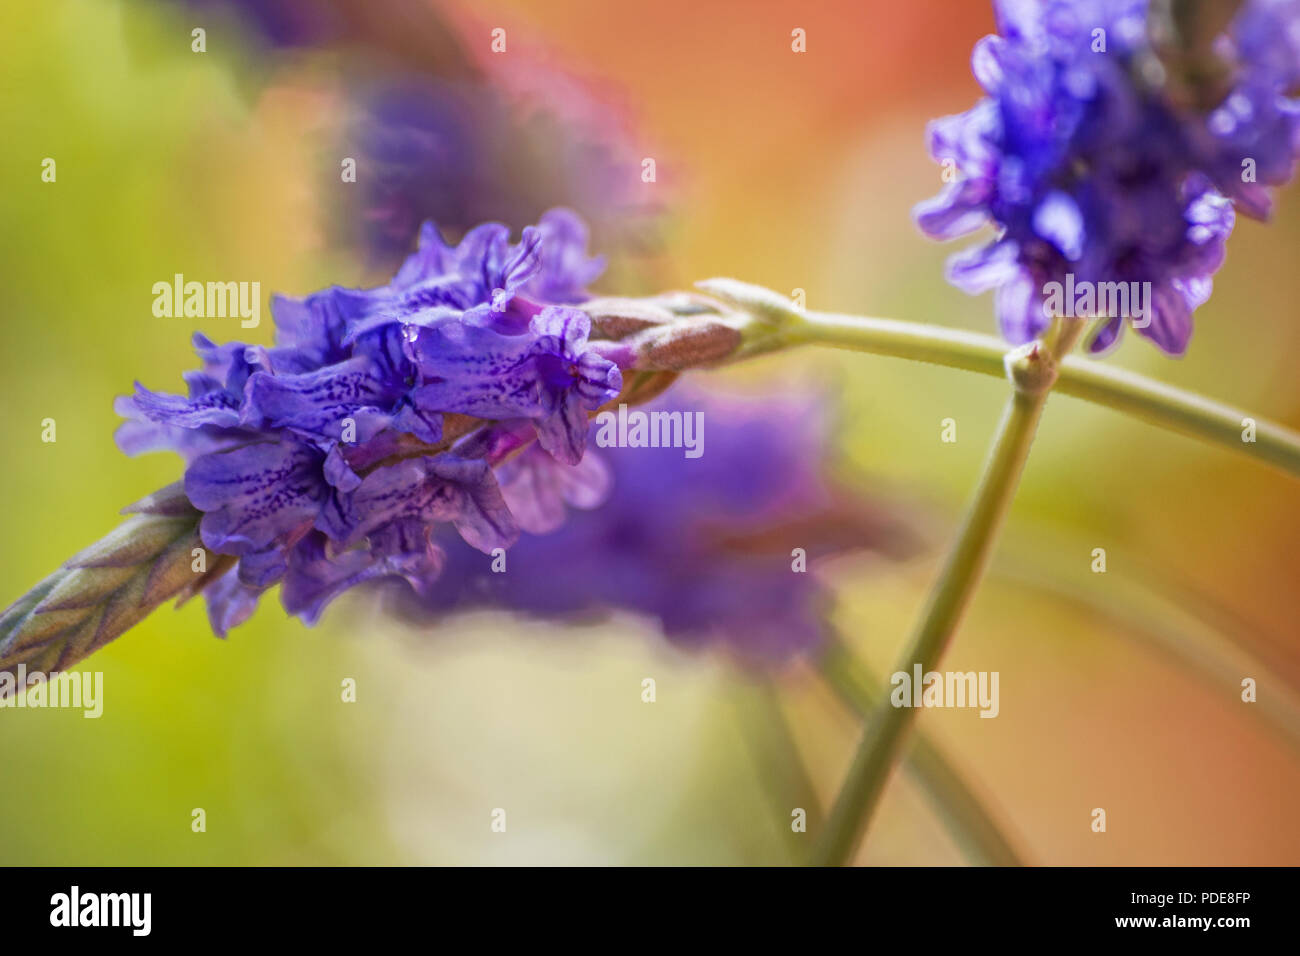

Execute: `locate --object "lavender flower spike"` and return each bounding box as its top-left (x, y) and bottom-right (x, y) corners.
top-left (915, 0), bottom-right (1300, 356)
top-left (104, 210), bottom-right (753, 641)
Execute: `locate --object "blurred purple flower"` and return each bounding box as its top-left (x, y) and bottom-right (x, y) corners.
top-left (1195, 0), bottom-right (1300, 215)
top-left (916, 0), bottom-right (1300, 355)
top-left (394, 390), bottom-right (919, 664)
top-left (344, 65), bottom-right (658, 270)
top-left (172, 0), bottom-right (342, 47)
top-left (165, 0), bottom-right (661, 270)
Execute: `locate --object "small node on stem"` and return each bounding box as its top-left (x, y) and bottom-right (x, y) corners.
top-left (1004, 317), bottom-right (1087, 395)
top-left (1004, 341), bottom-right (1056, 395)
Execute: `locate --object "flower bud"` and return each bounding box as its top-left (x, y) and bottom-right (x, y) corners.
top-left (626, 318), bottom-right (743, 371)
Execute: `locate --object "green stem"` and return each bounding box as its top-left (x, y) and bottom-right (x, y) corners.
top-left (819, 634), bottom-right (1026, 866)
top-left (787, 309), bottom-right (1300, 478)
top-left (812, 319), bottom-right (1084, 866)
top-left (732, 680), bottom-right (823, 860)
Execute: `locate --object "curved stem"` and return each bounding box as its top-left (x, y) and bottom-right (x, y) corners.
top-left (732, 680), bottom-right (822, 861)
top-left (788, 310), bottom-right (1009, 376)
top-left (784, 309), bottom-right (1300, 478)
top-left (812, 320), bottom-right (1082, 866)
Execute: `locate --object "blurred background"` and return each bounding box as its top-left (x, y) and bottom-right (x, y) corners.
top-left (1, 0), bottom-right (1298, 865)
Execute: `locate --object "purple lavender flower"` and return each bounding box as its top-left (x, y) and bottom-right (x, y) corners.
top-left (916, 0), bottom-right (1300, 355)
top-left (117, 211), bottom-right (621, 634)
top-left (406, 306), bottom-right (623, 465)
top-left (392, 389), bottom-right (919, 664)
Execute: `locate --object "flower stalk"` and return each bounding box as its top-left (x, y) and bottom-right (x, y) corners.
top-left (818, 633), bottom-right (1025, 866)
top-left (733, 679), bottom-right (823, 861)
top-left (0, 484), bottom-right (219, 692)
top-left (812, 317), bottom-right (1084, 866)
top-left (697, 279), bottom-right (1300, 480)
top-left (790, 308), bottom-right (1300, 476)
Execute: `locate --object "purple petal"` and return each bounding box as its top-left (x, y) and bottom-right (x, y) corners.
top-left (392, 220), bottom-right (460, 288)
top-left (128, 382), bottom-right (242, 430)
top-left (406, 321), bottom-right (542, 418)
top-left (323, 444), bottom-right (362, 493)
top-left (994, 272), bottom-right (1049, 344)
top-left (530, 305), bottom-right (593, 351)
top-left (534, 388), bottom-right (594, 466)
top-left (523, 207), bottom-right (607, 302)
top-left (498, 443), bottom-right (612, 534)
top-left (341, 301), bottom-right (465, 346)
top-left (500, 225), bottom-right (544, 289)
top-left (1087, 316), bottom-right (1125, 353)
top-left (192, 333), bottom-right (270, 392)
top-left (1032, 190), bottom-right (1085, 261)
top-left (204, 568), bottom-right (265, 637)
top-left (944, 239), bottom-right (1021, 294)
top-left (389, 401), bottom-right (444, 445)
top-left (236, 546), bottom-right (289, 588)
top-left (368, 519), bottom-right (446, 600)
top-left (280, 533), bottom-right (387, 625)
top-left (914, 179), bottom-right (994, 240)
top-left (113, 395), bottom-right (252, 460)
top-left (269, 287), bottom-right (369, 364)
top-left (343, 456), bottom-right (518, 554)
top-left (244, 357), bottom-right (402, 442)
top-left (452, 418), bottom-right (538, 465)
top-left (972, 35), bottom-right (1009, 94)
top-left (1139, 283), bottom-right (1195, 355)
top-left (280, 523), bottom-right (446, 624)
top-left (461, 291), bottom-right (543, 336)
top-left (185, 442), bottom-right (327, 555)
top-left (925, 101), bottom-right (1001, 176)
